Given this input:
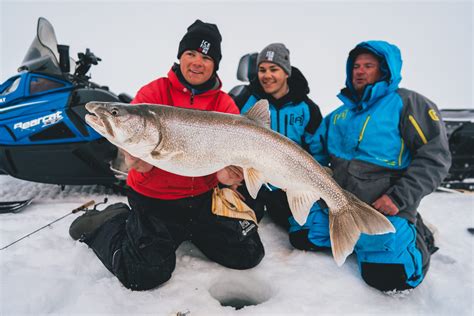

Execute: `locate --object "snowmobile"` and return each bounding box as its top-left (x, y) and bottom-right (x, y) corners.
top-left (228, 52), bottom-right (258, 99)
top-left (230, 53), bottom-right (474, 191)
top-left (439, 108), bottom-right (474, 191)
top-left (0, 17), bottom-right (131, 193)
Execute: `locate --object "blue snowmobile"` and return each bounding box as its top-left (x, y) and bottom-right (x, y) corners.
top-left (0, 17), bottom-right (131, 192)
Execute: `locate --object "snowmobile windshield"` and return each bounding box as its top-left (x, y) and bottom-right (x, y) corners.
top-left (18, 17), bottom-right (63, 76)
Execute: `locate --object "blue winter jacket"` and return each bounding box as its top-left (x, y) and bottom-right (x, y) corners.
top-left (313, 41), bottom-right (451, 223)
top-left (232, 66), bottom-right (322, 154)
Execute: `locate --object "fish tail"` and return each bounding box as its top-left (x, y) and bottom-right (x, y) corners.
top-left (329, 191), bottom-right (395, 266)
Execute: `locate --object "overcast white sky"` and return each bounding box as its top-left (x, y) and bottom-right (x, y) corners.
top-left (1, 0), bottom-right (472, 114)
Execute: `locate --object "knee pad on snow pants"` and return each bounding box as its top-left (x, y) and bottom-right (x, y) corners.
top-left (289, 229), bottom-right (329, 251)
top-left (84, 208), bottom-right (177, 291)
top-left (119, 203), bottom-right (180, 291)
top-left (289, 206), bottom-right (433, 292)
top-left (288, 224), bottom-right (420, 292)
top-left (360, 262), bottom-right (415, 292)
top-left (356, 216), bottom-right (428, 292)
top-left (191, 214), bottom-right (265, 270)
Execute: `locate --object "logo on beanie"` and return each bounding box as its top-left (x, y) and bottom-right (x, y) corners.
top-left (199, 40), bottom-right (211, 54)
top-left (265, 51), bottom-right (275, 61)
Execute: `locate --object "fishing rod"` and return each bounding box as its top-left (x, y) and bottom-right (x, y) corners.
top-left (0, 198), bottom-right (108, 251)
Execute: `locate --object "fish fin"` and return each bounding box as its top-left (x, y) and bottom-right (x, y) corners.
top-left (244, 99), bottom-right (271, 129)
top-left (329, 191), bottom-right (396, 267)
top-left (243, 168), bottom-right (266, 199)
top-left (286, 191), bottom-right (321, 225)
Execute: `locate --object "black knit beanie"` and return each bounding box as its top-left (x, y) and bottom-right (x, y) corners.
top-left (177, 19), bottom-right (222, 70)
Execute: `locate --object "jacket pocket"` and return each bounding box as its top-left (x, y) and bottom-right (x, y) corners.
top-left (355, 231), bottom-right (395, 253)
top-left (344, 159), bottom-right (393, 204)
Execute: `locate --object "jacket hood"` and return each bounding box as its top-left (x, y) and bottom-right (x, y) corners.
top-left (343, 41), bottom-right (402, 105)
top-left (249, 66), bottom-right (310, 107)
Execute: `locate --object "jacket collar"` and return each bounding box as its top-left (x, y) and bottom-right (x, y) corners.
top-left (248, 66), bottom-right (310, 108)
top-left (168, 63), bottom-right (222, 95)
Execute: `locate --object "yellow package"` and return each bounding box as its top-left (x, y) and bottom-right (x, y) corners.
top-left (211, 187), bottom-right (258, 225)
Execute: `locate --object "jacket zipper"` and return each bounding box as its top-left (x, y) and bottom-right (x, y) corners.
top-left (276, 109), bottom-right (280, 133)
top-left (356, 115), bottom-right (371, 150)
top-left (398, 138), bottom-right (405, 166)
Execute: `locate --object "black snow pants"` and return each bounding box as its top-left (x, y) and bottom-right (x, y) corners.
top-left (82, 188), bottom-right (265, 291)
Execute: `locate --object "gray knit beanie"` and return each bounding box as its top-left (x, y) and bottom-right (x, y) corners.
top-left (257, 43), bottom-right (291, 76)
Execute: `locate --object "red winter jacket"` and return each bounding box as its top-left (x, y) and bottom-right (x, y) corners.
top-left (126, 67), bottom-right (239, 199)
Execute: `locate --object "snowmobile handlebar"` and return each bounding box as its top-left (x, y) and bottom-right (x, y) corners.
top-left (74, 48), bottom-right (102, 78)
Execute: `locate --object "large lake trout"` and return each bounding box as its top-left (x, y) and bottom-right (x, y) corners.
top-left (85, 100), bottom-right (395, 266)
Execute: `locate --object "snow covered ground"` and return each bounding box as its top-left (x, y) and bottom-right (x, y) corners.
top-left (0, 174), bottom-right (472, 315)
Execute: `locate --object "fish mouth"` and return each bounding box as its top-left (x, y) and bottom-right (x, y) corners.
top-left (85, 103), bottom-right (115, 138)
top-left (85, 113), bottom-right (103, 130)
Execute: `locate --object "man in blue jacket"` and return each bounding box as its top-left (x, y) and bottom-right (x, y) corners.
top-left (232, 43), bottom-right (323, 227)
top-left (289, 40), bottom-right (451, 292)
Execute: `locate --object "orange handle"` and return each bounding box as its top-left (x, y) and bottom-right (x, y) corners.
top-left (72, 200), bottom-right (96, 213)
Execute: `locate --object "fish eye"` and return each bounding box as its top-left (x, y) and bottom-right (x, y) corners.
top-left (110, 108), bottom-right (119, 116)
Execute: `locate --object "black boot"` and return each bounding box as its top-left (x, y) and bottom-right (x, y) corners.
top-left (416, 213), bottom-right (439, 255)
top-left (69, 202), bottom-right (130, 240)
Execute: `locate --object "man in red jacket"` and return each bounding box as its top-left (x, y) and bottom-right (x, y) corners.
top-left (70, 20), bottom-right (264, 291)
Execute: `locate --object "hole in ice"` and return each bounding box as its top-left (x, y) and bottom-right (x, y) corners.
top-left (208, 272), bottom-right (273, 310)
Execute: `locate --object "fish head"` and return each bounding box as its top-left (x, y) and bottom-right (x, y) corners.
top-left (85, 102), bottom-right (161, 157)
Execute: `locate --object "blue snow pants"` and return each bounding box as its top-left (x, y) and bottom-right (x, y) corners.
top-left (289, 203), bottom-right (434, 291)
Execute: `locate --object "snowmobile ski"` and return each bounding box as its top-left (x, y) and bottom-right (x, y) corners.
top-left (0, 199), bottom-right (33, 214)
